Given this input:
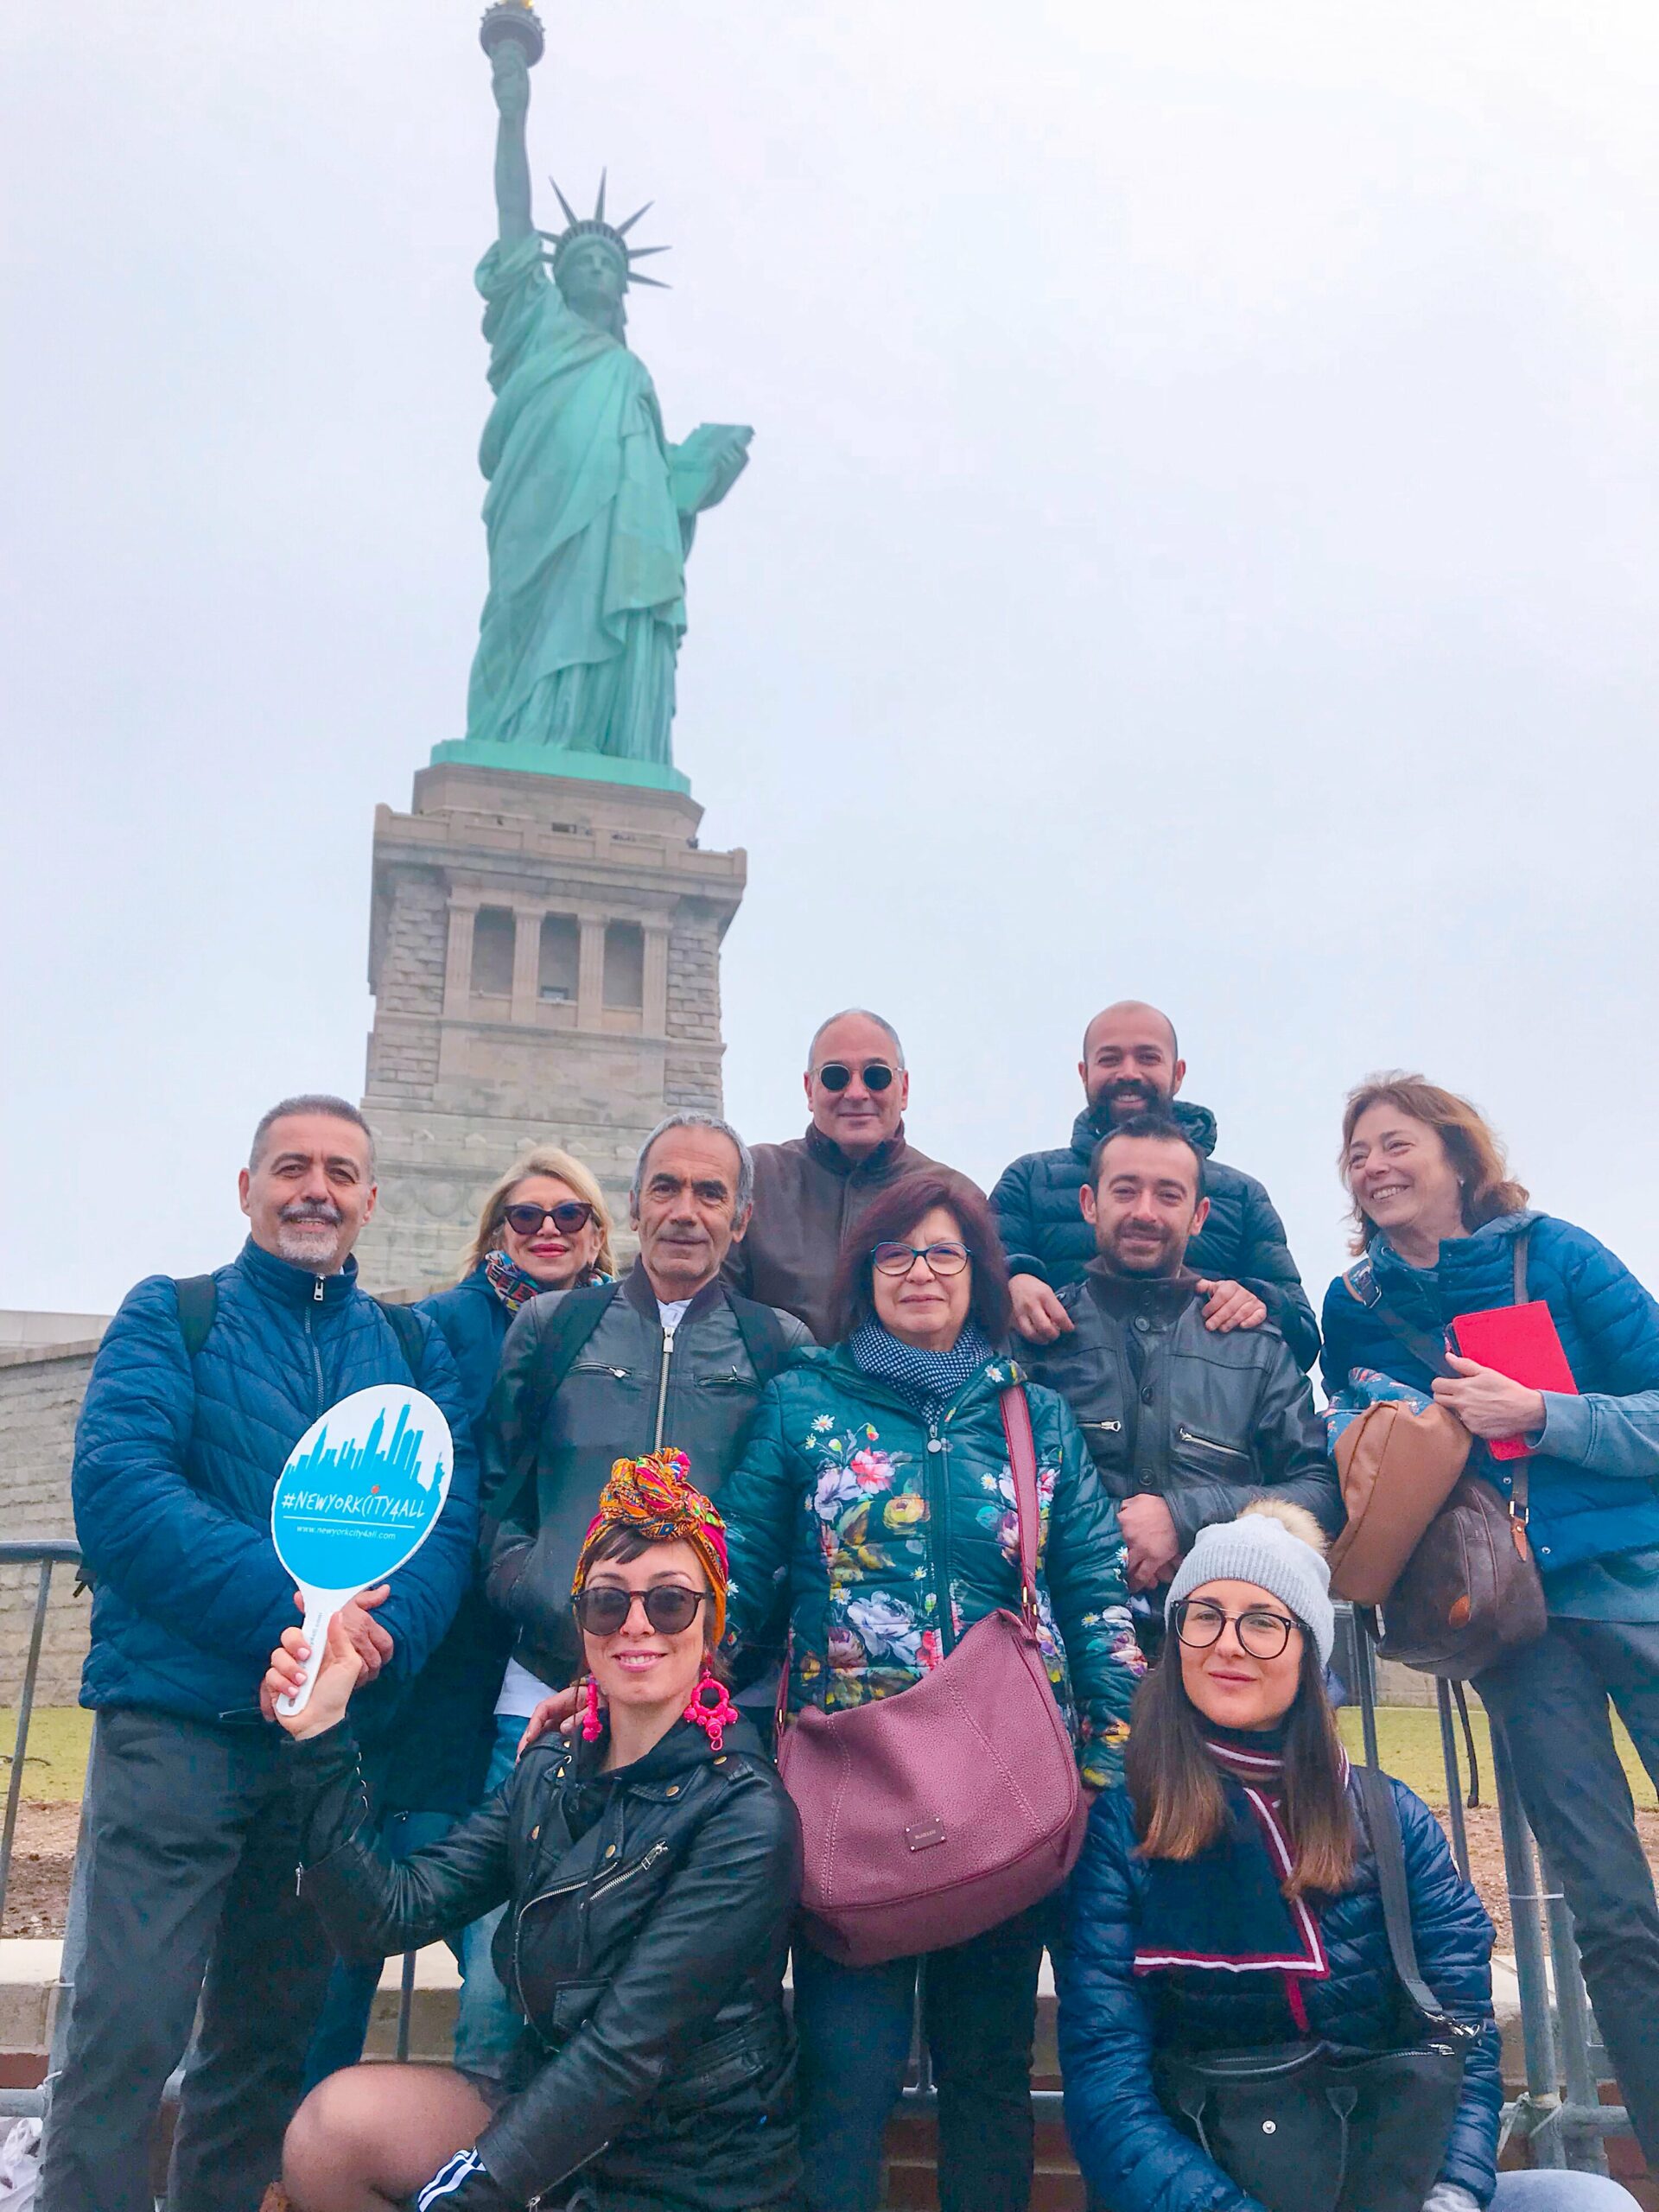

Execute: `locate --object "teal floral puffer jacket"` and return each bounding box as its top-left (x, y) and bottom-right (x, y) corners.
top-left (720, 1344), bottom-right (1141, 1791)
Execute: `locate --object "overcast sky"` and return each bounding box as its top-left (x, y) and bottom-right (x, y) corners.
top-left (3, 0), bottom-right (1656, 1330)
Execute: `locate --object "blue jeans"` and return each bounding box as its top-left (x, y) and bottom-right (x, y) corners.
top-left (301, 1808), bottom-right (457, 2088)
top-left (451, 1712), bottom-right (533, 2084)
top-left (1477, 1617), bottom-right (1659, 2167)
top-left (791, 1903), bottom-right (1047, 2212)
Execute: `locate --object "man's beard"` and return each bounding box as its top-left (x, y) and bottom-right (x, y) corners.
top-left (1102, 1223), bottom-right (1181, 1277)
top-left (276, 1203), bottom-right (345, 1269)
top-left (1094, 1077), bottom-right (1167, 1124)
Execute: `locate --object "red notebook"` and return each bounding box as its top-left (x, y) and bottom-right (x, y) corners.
top-left (1449, 1300), bottom-right (1578, 1460)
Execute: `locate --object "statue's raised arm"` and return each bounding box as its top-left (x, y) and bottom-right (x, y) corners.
top-left (489, 41), bottom-right (535, 247)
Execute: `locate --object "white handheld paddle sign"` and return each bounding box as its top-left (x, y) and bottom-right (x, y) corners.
top-left (270, 1384), bottom-right (454, 1718)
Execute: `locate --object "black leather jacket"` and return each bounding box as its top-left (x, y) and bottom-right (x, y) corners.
top-left (287, 1713), bottom-right (801, 2212)
top-left (1022, 1268), bottom-right (1340, 1548)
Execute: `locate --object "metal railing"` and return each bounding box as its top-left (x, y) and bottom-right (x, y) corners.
top-left (0, 1541), bottom-right (1634, 2174)
top-left (1349, 1612), bottom-right (1628, 2174)
top-left (1, 1540), bottom-right (90, 2125)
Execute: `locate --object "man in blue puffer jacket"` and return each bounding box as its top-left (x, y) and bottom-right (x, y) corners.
top-left (992, 1001), bottom-right (1320, 1370)
top-left (41, 1095), bottom-right (477, 2212)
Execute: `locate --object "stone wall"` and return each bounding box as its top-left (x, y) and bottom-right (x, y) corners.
top-left (0, 1341), bottom-right (97, 1707)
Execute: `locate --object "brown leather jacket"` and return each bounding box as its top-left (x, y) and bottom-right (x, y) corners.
top-left (722, 1122), bottom-right (940, 1342)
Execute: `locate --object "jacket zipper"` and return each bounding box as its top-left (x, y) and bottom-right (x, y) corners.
top-left (302, 1302), bottom-right (325, 1410)
top-left (587, 1837), bottom-right (668, 1903)
top-left (652, 1326), bottom-right (675, 1450)
top-left (1177, 1426), bottom-right (1249, 1461)
top-left (1084, 1419), bottom-right (1122, 1434)
top-left (512, 1873), bottom-right (588, 2019)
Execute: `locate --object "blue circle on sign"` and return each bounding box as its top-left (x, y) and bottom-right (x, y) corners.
top-left (271, 1385), bottom-right (454, 1594)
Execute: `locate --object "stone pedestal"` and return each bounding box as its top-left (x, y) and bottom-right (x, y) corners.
top-left (355, 761), bottom-right (746, 1293)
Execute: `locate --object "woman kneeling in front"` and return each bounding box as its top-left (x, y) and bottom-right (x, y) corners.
top-left (267, 1451), bottom-right (801, 2212)
top-left (1058, 1501), bottom-right (1633, 2212)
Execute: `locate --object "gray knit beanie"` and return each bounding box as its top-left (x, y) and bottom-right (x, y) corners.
top-left (1164, 1500), bottom-right (1335, 1665)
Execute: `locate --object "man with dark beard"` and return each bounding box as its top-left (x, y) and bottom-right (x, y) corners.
top-left (43, 1096), bottom-right (476, 2212)
top-left (1019, 1115), bottom-right (1337, 1633)
top-left (991, 1001), bottom-right (1319, 1369)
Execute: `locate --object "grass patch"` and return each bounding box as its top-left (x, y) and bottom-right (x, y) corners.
top-left (1338, 1702), bottom-right (1656, 1810)
top-left (0, 1707), bottom-right (93, 1802)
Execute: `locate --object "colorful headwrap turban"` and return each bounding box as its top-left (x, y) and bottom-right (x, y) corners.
top-left (572, 1448), bottom-right (730, 1643)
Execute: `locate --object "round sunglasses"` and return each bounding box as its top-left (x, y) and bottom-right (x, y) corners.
top-left (1170, 1599), bottom-right (1300, 1660)
top-left (571, 1585), bottom-right (710, 1637)
top-left (504, 1199), bottom-right (598, 1239)
top-left (871, 1240), bottom-right (972, 1278)
top-left (816, 1060), bottom-right (897, 1093)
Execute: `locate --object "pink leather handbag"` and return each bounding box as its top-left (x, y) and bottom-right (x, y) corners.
top-left (776, 1386), bottom-right (1089, 1967)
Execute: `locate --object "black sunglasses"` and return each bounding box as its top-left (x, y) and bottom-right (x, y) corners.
top-left (504, 1199), bottom-right (597, 1238)
top-left (817, 1060), bottom-right (896, 1093)
top-left (571, 1586), bottom-right (710, 1637)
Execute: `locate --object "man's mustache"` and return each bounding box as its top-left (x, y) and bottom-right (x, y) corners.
top-left (280, 1201), bottom-right (344, 1227)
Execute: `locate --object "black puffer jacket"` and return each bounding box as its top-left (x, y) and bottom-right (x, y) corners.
top-left (288, 1713), bottom-right (801, 2212)
top-left (1022, 1269), bottom-right (1340, 1550)
top-left (991, 1102), bottom-right (1320, 1370)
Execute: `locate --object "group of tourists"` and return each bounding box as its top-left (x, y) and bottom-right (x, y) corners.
top-left (36, 1001), bottom-right (1659, 2212)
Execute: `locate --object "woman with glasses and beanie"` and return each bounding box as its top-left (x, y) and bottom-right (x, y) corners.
top-left (266, 1450), bottom-right (801, 2212)
top-left (718, 1166), bottom-right (1141, 2212)
top-left (1322, 1073), bottom-right (1659, 2172)
top-left (1058, 1500), bottom-right (1631, 2212)
top-left (302, 1147), bottom-right (618, 2091)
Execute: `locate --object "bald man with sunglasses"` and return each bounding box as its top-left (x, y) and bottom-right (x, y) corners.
top-left (722, 1007), bottom-right (946, 1342)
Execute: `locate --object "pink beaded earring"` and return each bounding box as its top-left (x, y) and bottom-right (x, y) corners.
top-left (581, 1674), bottom-right (603, 1742)
top-left (683, 1666), bottom-right (739, 1752)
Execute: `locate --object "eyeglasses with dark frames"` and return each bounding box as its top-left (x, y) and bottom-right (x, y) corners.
top-left (504, 1199), bottom-right (598, 1239)
top-left (1171, 1599), bottom-right (1301, 1660)
top-left (870, 1240), bottom-right (972, 1278)
top-left (816, 1061), bottom-right (897, 1093)
top-left (571, 1586), bottom-right (710, 1637)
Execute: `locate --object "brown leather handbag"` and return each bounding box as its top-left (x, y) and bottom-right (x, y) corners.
top-left (775, 1386), bottom-right (1089, 1967)
top-left (1328, 1398), bottom-right (1471, 1606)
top-left (1367, 1233), bottom-right (1548, 1680)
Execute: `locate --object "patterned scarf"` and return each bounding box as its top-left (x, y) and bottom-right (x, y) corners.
top-left (484, 1249), bottom-right (610, 1313)
top-left (572, 1448), bottom-right (730, 1642)
top-left (1133, 1725), bottom-right (1341, 2029)
top-left (483, 1249), bottom-right (545, 1313)
top-left (849, 1320), bottom-right (993, 1414)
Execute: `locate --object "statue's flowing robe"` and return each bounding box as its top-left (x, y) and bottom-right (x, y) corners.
top-left (465, 235), bottom-right (687, 762)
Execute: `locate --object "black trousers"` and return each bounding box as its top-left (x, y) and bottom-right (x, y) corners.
top-left (1478, 1617), bottom-right (1659, 2167)
top-left (39, 1706), bottom-right (335, 2212)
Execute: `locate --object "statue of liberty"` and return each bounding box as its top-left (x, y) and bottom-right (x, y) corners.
top-left (458, 14), bottom-right (753, 784)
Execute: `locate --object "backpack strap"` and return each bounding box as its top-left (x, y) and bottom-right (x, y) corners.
top-left (374, 1298), bottom-right (424, 1383)
top-left (174, 1274), bottom-right (219, 1358)
top-left (725, 1291), bottom-right (794, 1386)
top-left (484, 1281), bottom-right (621, 1526)
top-left (1508, 1229), bottom-right (1535, 1528)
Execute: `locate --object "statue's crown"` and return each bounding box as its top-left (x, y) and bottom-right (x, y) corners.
top-left (542, 172), bottom-right (670, 290)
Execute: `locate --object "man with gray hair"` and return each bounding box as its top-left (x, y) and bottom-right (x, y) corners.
top-left (481, 1109), bottom-right (810, 1695)
top-left (43, 1095), bottom-right (477, 2212)
top-left (724, 1007), bottom-right (944, 1341)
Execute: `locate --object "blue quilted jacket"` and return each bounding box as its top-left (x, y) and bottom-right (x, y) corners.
top-left (1320, 1211), bottom-right (1659, 1578)
top-left (73, 1239), bottom-right (478, 1732)
top-left (991, 1102), bottom-right (1320, 1371)
top-left (1058, 1777), bottom-right (1503, 2212)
